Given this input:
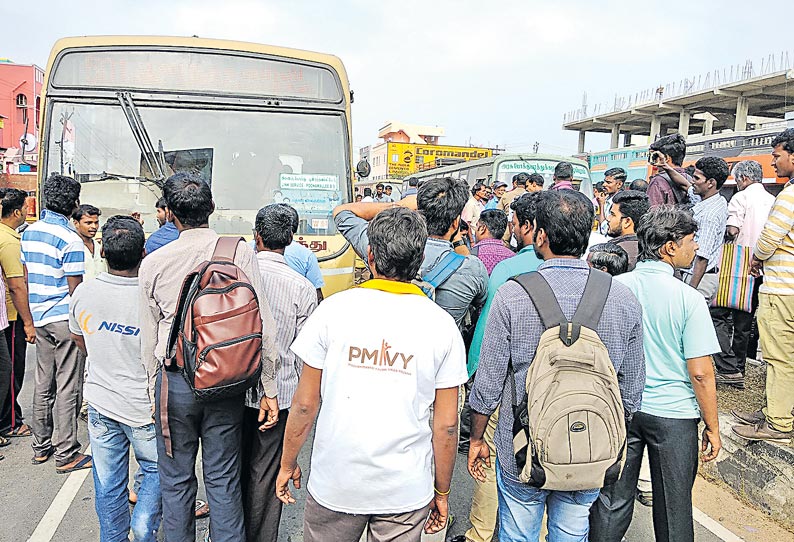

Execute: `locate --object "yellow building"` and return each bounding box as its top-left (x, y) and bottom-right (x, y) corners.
top-left (367, 121), bottom-right (493, 181)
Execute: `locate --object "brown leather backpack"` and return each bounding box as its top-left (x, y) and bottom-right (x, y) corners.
top-left (160, 236), bottom-right (263, 456)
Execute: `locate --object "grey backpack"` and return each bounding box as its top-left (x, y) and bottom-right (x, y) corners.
top-left (508, 270), bottom-right (626, 491)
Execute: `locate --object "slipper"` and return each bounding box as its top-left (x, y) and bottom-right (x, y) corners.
top-left (4, 424), bottom-right (31, 438)
top-left (56, 453), bottom-right (93, 474)
top-left (32, 448), bottom-right (55, 464)
top-left (195, 499), bottom-right (210, 519)
top-left (0, 435), bottom-right (10, 447)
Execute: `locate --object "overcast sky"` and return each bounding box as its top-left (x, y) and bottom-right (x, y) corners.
top-left (2, 0), bottom-right (787, 155)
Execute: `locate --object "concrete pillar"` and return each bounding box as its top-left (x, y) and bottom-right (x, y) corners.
top-left (610, 124), bottom-right (620, 149)
top-left (703, 117), bottom-right (714, 136)
top-left (649, 115), bottom-right (661, 140)
top-left (734, 96), bottom-right (749, 132)
top-left (678, 110), bottom-right (691, 136)
top-left (578, 131), bottom-right (586, 154)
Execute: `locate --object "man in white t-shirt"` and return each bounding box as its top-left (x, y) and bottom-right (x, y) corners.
top-left (276, 207), bottom-right (468, 542)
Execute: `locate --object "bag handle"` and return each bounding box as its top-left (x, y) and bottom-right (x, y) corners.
top-left (511, 272), bottom-right (575, 344)
top-left (213, 236), bottom-right (243, 262)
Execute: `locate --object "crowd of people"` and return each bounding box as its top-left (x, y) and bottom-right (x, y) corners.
top-left (1, 128), bottom-right (794, 542)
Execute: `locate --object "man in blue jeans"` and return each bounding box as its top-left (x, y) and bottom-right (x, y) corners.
top-left (69, 216), bottom-right (161, 541)
top-left (468, 190), bottom-right (645, 541)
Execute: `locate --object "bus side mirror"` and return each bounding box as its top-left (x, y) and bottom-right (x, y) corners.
top-left (356, 159), bottom-right (371, 178)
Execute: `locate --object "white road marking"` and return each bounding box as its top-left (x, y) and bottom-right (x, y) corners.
top-left (693, 506), bottom-right (745, 542)
top-left (27, 446), bottom-right (92, 542)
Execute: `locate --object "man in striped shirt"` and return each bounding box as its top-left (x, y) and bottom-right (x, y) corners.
top-left (241, 204), bottom-right (317, 542)
top-left (21, 174), bottom-right (91, 473)
top-left (734, 129), bottom-right (794, 443)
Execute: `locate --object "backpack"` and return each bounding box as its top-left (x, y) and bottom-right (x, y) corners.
top-left (160, 236), bottom-right (263, 457)
top-left (508, 269), bottom-right (626, 491)
top-left (413, 250), bottom-right (466, 300)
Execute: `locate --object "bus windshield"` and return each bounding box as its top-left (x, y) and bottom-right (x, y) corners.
top-left (45, 102), bottom-right (349, 235)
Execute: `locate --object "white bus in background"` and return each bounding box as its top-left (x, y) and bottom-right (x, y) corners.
top-left (407, 153), bottom-right (594, 197)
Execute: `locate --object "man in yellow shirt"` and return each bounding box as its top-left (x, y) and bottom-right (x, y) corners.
top-left (0, 188), bottom-right (36, 439)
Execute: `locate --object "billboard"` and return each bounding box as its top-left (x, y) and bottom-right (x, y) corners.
top-left (386, 142), bottom-right (492, 177)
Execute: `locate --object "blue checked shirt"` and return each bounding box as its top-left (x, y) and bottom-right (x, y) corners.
top-left (469, 258), bottom-right (645, 482)
top-left (21, 210), bottom-right (86, 327)
top-left (684, 193), bottom-right (728, 275)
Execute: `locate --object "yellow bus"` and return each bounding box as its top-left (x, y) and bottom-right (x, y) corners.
top-left (38, 36), bottom-right (357, 294)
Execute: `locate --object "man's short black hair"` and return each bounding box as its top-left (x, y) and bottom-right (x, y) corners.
top-left (376, 183), bottom-right (384, 190)
top-left (771, 128), bottom-right (794, 154)
top-left (42, 174), bottom-right (81, 217)
top-left (101, 215), bottom-right (145, 271)
top-left (367, 207), bottom-right (427, 282)
top-left (163, 172), bottom-right (214, 228)
top-left (588, 243), bottom-right (629, 276)
top-left (534, 190), bottom-right (593, 257)
top-left (629, 179), bottom-right (648, 192)
top-left (0, 188), bottom-right (27, 218)
top-left (554, 162), bottom-right (574, 180)
top-left (385, 185), bottom-right (392, 191)
top-left (695, 157), bottom-right (730, 189)
top-left (255, 204), bottom-right (294, 251)
top-left (471, 182), bottom-right (485, 197)
top-left (407, 177), bottom-right (418, 187)
top-left (416, 177), bottom-right (469, 236)
top-left (637, 205), bottom-right (698, 262)
top-left (363, 187), bottom-right (372, 197)
top-left (513, 173), bottom-right (529, 186)
top-left (72, 204), bottom-right (101, 221)
top-left (478, 209), bottom-right (508, 240)
top-left (528, 173), bottom-right (545, 187)
top-left (649, 133), bottom-right (686, 166)
top-left (612, 190), bottom-right (649, 227)
top-left (511, 192), bottom-right (540, 228)
top-left (604, 167), bottom-right (627, 182)
top-left (156, 197), bottom-right (168, 210)
top-left (277, 203), bottom-right (299, 234)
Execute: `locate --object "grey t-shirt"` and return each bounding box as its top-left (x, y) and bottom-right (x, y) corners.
top-left (334, 210), bottom-right (488, 328)
top-left (69, 272), bottom-right (151, 427)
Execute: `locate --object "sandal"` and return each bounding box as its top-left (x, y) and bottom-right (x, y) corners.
top-left (56, 453), bottom-right (93, 474)
top-left (32, 447), bottom-right (55, 464)
top-left (195, 499), bottom-right (210, 519)
top-left (0, 435), bottom-right (10, 447)
top-left (4, 424), bottom-right (31, 438)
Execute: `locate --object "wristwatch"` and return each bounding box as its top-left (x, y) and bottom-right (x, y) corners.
top-left (452, 239), bottom-right (466, 248)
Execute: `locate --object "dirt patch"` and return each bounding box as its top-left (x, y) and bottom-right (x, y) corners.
top-left (716, 361), bottom-right (766, 414)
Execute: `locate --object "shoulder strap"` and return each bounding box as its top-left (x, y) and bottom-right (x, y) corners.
top-left (422, 251), bottom-right (466, 288)
top-left (213, 236), bottom-right (243, 262)
top-left (510, 272), bottom-right (566, 330)
top-left (571, 268), bottom-right (611, 329)
top-left (470, 245), bottom-right (479, 257)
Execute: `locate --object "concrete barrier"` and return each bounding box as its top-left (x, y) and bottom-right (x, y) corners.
top-left (700, 413), bottom-right (794, 531)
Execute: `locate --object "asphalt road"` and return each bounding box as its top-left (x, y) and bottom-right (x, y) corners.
top-left (0, 347), bottom-right (757, 542)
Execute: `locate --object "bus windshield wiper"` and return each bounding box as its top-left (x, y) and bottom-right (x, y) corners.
top-left (77, 171), bottom-right (159, 183)
top-left (116, 92), bottom-right (167, 188)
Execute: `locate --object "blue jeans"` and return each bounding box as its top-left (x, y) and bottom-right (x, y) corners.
top-left (496, 460), bottom-right (600, 542)
top-left (87, 406), bottom-right (161, 542)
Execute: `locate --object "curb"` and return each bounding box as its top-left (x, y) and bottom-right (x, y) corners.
top-left (700, 413), bottom-right (794, 530)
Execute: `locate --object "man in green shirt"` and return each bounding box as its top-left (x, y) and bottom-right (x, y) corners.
top-left (457, 192), bottom-right (543, 542)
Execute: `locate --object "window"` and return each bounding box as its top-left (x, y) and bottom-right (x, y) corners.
top-left (16, 94), bottom-right (27, 125)
top-left (391, 154), bottom-right (399, 163)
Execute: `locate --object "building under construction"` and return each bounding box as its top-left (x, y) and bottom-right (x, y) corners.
top-left (563, 52), bottom-right (794, 153)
